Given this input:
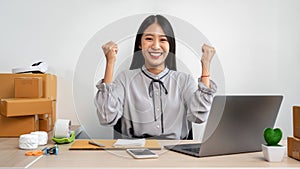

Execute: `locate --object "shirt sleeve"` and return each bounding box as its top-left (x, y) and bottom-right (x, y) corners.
top-left (185, 75), bottom-right (217, 123)
top-left (94, 73), bottom-right (125, 126)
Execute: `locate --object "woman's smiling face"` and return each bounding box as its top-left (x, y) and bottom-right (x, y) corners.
top-left (140, 22), bottom-right (170, 73)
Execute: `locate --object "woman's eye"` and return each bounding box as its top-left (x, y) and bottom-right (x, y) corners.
top-left (145, 37), bottom-right (153, 41)
top-left (160, 38), bottom-right (168, 42)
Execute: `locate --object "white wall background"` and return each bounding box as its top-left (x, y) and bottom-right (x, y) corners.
top-left (0, 0), bottom-right (299, 139)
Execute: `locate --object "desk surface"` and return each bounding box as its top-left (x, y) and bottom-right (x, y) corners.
top-left (0, 138), bottom-right (299, 168)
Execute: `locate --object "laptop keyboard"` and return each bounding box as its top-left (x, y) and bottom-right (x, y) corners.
top-left (182, 147), bottom-right (200, 153)
top-left (174, 143), bottom-right (201, 149)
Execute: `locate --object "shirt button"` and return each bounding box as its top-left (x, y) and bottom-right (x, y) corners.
top-left (157, 108), bottom-right (160, 111)
top-left (156, 125), bottom-right (160, 128)
top-left (156, 92), bottom-right (159, 96)
top-left (155, 76), bottom-right (159, 80)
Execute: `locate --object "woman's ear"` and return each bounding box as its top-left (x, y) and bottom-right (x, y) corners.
top-left (139, 44), bottom-right (142, 49)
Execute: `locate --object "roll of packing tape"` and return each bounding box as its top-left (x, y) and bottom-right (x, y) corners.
top-left (19, 134), bottom-right (39, 150)
top-left (31, 131), bottom-right (48, 145)
top-left (54, 119), bottom-right (71, 138)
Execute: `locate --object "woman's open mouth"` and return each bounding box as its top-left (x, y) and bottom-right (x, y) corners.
top-left (149, 52), bottom-right (163, 59)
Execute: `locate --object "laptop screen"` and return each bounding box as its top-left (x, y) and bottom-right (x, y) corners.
top-left (199, 95), bottom-right (283, 157)
top-left (164, 95), bottom-right (283, 157)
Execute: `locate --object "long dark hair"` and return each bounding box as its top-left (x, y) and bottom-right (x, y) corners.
top-left (129, 15), bottom-right (177, 71)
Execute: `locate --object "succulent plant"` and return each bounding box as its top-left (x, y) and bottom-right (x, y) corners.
top-left (263, 128), bottom-right (283, 146)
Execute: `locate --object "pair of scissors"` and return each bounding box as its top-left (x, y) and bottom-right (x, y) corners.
top-left (25, 147), bottom-right (47, 156)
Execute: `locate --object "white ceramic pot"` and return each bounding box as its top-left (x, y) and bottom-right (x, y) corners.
top-left (261, 144), bottom-right (286, 162)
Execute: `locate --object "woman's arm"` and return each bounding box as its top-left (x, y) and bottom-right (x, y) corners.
top-left (102, 41), bottom-right (118, 83)
top-left (200, 44), bottom-right (216, 88)
top-left (184, 44), bottom-right (217, 123)
top-left (94, 41), bottom-right (124, 126)
top-left (184, 74), bottom-right (217, 124)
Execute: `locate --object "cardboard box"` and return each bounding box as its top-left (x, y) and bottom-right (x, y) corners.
top-left (0, 114), bottom-right (39, 137)
top-left (0, 74), bottom-right (57, 100)
top-left (0, 98), bottom-right (52, 117)
top-left (52, 100), bottom-right (56, 129)
top-left (38, 100), bottom-right (56, 130)
top-left (14, 77), bottom-right (43, 98)
top-left (294, 106), bottom-right (300, 138)
top-left (38, 113), bottom-right (49, 120)
top-left (39, 116), bottom-right (52, 132)
top-left (287, 137), bottom-right (300, 160)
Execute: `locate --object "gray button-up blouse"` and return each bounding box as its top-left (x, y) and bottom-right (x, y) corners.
top-left (94, 66), bottom-right (217, 139)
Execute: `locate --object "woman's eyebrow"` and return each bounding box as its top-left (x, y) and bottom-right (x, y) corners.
top-left (143, 33), bottom-right (167, 37)
top-left (143, 33), bottom-right (154, 36)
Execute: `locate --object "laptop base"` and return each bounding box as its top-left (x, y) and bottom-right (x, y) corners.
top-left (164, 143), bottom-right (201, 158)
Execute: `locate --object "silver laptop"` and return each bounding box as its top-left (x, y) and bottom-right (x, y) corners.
top-left (164, 95), bottom-right (283, 157)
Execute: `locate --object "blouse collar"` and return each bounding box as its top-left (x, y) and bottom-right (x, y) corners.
top-left (141, 65), bottom-right (170, 80)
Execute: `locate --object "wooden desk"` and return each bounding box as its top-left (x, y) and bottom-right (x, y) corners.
top-left (0, 138), bottom-right (42, 168)
top-left (1, 138), bottom-right (299, 168)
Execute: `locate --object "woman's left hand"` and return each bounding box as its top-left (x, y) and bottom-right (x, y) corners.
top-left (201, 44), bottom-right (216, 66)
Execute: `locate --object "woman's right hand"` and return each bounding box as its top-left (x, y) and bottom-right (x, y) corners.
top-left (102, 41), bottom-right (118, 64)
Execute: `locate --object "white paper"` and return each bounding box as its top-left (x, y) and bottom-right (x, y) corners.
top-left (113, 139), bottom-right (146, 147)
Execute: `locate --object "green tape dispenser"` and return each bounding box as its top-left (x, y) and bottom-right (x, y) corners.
top-left (52, 119), bottom-right (75, 144)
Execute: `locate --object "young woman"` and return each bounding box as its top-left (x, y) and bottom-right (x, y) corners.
top-left (94, 15), bottom-right (217, 139)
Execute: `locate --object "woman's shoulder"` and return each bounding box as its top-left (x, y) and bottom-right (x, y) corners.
top-left (115, 69), bottom-right (142, 81)
top-left (124, 69), bottom-right (141, 76)
top-left (169, 70), bottom-right (192, 79)
top-left (117, 68), bottom-right (139, 75)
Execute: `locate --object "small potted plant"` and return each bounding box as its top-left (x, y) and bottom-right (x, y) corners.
top-left (261, 128), bottom-right (286, 162)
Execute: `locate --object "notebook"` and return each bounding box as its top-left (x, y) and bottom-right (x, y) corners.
top-left (164, 95), bottom-right (283, 157)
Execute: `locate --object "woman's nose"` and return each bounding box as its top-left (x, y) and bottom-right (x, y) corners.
top-left (152, 38), bottom-right (160, 49)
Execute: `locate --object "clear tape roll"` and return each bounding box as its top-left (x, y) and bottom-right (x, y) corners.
top-left (19, 134), bottom-right (39, 150)
top-left (54, 119), bottom-right (71, 138)
top-left (31, 131), bottom-right (48, 145)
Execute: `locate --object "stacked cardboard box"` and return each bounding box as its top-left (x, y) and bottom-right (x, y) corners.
top-left (287, 106), bottom-right (300, 160)
top-left (0, 74), bottom-right (57, 137)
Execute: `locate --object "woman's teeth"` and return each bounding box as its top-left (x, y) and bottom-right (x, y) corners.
top-left (150, 52), bottom-right (162, 57)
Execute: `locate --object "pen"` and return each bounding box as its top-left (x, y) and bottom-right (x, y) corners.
top-left (88, 141), bottom-right (105, 147)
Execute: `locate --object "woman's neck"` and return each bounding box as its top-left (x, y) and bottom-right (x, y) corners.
top-left (146, 67), bottom-right (165, 75)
